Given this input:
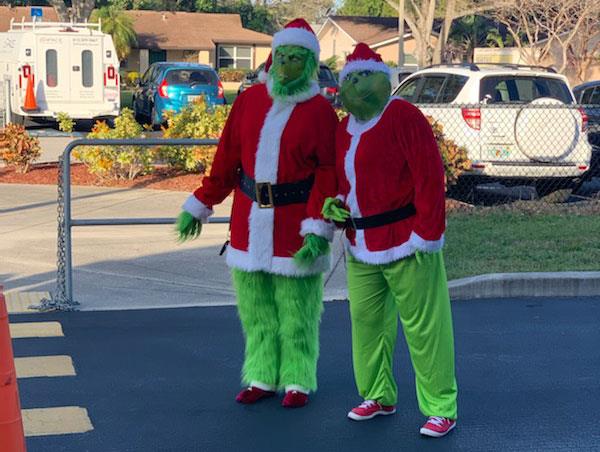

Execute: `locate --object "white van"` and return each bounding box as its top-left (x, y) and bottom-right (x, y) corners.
top-left (0, 19), bottom-right (120, 125)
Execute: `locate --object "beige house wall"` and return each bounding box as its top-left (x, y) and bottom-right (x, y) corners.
top-left (373, 39), bottom-right (418, 65)
top-left (318, 21), bottom-right (356, 67)
top-left (254, 45), bottom-right (271, 69)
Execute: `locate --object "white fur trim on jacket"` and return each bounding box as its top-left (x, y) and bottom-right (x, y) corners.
top-left (248, 100), bottom-right (295, 272)
top-left (266, 77), bottom-right (320, 104)
top-left (409, 231), bottom-right (444, 253)
top-left (300, 218), bottom-right (334, 241)
top-left (182, 195), bottom-right (213, 222)
top-left (226, 246), bottom-right (330, 276)
top-left (272, 27), bottom-right (320, 59)
top-left (339, 59), bottom-right (391, 83)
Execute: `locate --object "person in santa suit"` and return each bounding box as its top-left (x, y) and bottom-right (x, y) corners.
top-left (322, 43), bottom-right (458, 436)
top-left (176, 18), bottom-right (338, 408)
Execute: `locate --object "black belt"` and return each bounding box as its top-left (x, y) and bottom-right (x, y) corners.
top-left (239, 170), bottom-right (314, 208)
top-left (341, 203), bottom-right (416, 229)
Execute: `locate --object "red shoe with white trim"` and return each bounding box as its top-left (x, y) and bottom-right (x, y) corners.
top-left (420, 416), bottom-right (456, 437)
top-left (282, 390), bottom-right (309, 408)
top-left (347, 400), bottom-right (396, 421)
top-left (235, 386), bottom-right (275, 404)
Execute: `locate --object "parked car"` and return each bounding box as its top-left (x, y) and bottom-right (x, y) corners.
top-left (0, 20), bottom-right (120, 125)
top-left (573, 81), bottom-right (600, 148)
top-left (238, 62), bottom-right (340, 105)
top-left (393, 63), bottom-right (593, 191)
top-left (388, 65), bottom-right (419, 91)
top-left (133, 62), bottom-right (225, 126)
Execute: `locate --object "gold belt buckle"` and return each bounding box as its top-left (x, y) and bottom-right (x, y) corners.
top-left (255, 182), bottom-right (274, 208)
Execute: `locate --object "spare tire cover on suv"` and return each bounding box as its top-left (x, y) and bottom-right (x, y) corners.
top-left (515, 97), bottom-right (580, 162)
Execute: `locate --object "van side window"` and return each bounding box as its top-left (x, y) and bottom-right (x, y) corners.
top-left (46, 49), bottom-right (58, 87)
top-left (82, 50), bottom-right (93, 88)
top-left (395, 76), bottom-right (421, 102)
top-left (415, 76), bottom-right (446, 103)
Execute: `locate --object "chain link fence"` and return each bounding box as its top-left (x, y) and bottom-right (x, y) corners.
top-left (421, 102), bottom-right (600, 212)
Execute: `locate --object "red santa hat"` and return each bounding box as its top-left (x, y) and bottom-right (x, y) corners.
top-left (339, 43), bottom-right (391, 82)
top-left (271, 18), bottom-right (320, 61)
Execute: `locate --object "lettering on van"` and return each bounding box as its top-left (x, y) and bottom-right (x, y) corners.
top-left (39, 37), bottom-right (63, 44)
top-left (73, 37), bottom-right (100, 46)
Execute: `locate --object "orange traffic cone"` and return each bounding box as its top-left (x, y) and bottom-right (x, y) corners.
top-left (0, 286), bottom-right (27, 452)
top-left (22, 74), bottom-right (38, 112)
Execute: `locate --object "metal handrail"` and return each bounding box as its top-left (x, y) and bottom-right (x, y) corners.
top-left (49, 138), bottom-right (225, 310)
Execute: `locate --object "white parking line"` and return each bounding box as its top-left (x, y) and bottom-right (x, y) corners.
top-left (10, 322), bottom-right (64, 338)
top-left (22, 406), bottom-right (94, 437)
top-left (15, 355), bottom-right (76, 378)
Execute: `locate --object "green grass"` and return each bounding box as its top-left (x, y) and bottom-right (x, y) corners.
top-left (225, 90), bottom-right (237, 105)
top-left (121, 89), bottom-right (134, 110)
top-left (444, 211), bottom-right (600, 280)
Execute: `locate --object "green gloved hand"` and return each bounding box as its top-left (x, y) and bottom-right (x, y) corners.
top-left (322, 197), bottom-right (351, 223)
top-left (294, 233), bottom-right (330, 268)
top-left (175, 211), bottom-right (202, 243)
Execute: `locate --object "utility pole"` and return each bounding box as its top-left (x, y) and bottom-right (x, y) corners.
top-left (397, 0), bottom-right (405, 68)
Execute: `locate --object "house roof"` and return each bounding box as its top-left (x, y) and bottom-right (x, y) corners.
top-left (325, 15), bottom-right (408, 46)
top-left (125, 10), bottom-right (272, 50)
top-left (0, 7), bottom-right (272, 50)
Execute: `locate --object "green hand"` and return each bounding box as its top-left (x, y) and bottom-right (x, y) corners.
top-left (294, 233), bottom-right (330, 268)
top-left (322, 197), bottom-right (351, 223)
top-left (175, 211), bottom-right (202, 243)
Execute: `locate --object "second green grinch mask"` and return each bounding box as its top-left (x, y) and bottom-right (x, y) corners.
top-left (340, 70), bottom-right (391, 122)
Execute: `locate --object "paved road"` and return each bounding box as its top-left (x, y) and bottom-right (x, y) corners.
top-left (13, 296), bottom-right (600, 452)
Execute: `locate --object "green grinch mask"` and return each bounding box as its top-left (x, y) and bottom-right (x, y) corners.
top-left (270, 45), bottom-right (317, 100)
top-left (340, 70), bottom-right (391, 122)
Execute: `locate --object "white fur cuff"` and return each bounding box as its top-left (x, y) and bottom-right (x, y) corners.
top-left (409, 231), bottom-right (444, 253)
top-left (182, 195), bottom-right (214, 222)
top-left (340, 59), bottom-right (391, 82)
top-left (300, 218), bottom-right (334, 242)
top-left (272, 27), bottom-right (320, 58)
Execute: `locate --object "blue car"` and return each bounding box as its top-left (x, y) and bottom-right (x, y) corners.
top-left (133, 62), bottom-right (225, 126)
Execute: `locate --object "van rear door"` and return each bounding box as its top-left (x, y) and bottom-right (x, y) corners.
top-left (71, 35), bottom-right (103, 105)
top-left (36, 34), bottom-right (71, 110)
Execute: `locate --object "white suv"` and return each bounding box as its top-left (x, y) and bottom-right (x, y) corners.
top-left (393, 64), bottom-right (592, 184)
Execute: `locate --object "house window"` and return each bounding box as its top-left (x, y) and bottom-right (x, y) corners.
top-left (46, 49), bottom-right (58, 87)
top-left (82, 50), bottom-right (93, 88)
top-left (218, 45), bottom-right (252, 69)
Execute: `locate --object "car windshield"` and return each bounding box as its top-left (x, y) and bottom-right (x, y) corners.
top-left (480, 76), bottom-right (573, 104)
top-left (318, 67), bottom-right (335, 82)
top-left (165, 69), bottom-right (218, 86)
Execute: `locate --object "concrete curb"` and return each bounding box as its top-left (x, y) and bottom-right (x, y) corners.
top-left (449, 271), bottom-right (600, 300)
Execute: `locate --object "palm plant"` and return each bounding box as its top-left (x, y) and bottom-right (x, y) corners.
top-left (91, 7), bottom-right (137, 62)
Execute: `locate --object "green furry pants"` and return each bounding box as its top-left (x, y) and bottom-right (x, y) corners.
top-left (232, 269), bottom-right (323, 392)
top-left (347, 251), bottom-right (458, 419)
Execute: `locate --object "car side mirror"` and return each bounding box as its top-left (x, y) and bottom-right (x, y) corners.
top-left (482, 94), bottom-right (493, 105)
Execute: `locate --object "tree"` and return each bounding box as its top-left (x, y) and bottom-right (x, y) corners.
top-left (91, 6), bottom-right (137, 61)
top-left (446, 15), bottom-right (505, 62)
top-left (48, 0), bottom-right (95, 22)
top-left (566, 14), bottom-right (600, 83)
top-left (337, 0), bottom-right (396, 17)
top-left (379, 0), bottom-right (499, 67)
top-left (495, 0), bottom-right (600, 74)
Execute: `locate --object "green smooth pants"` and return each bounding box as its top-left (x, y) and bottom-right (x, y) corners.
top-left (232, 269), bottom-right (323, 392)
top-left (347, 251), bottom-right (458, 419)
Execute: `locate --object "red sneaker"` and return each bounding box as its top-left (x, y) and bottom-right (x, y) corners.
top-left (282, 390), bottom-right (308, 408)
top-left (235, 386), bottom-right (275, 404)
top-left (420, 416), bottom-right (456, 437)
top-left (347, 400), bottom-right (396, 421)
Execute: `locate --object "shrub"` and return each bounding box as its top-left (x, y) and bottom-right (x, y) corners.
top-left (161, 98), bottom-right (231, 174)
top-left (0, 123), bottom-right (41, 173)
top-left (74, 108), bottom-right (155, 180)
top-left (57, 112), bottom-right (75, 134)
top-left (126, 71), bottom-right (140, 86)
top-left (218, 68), bottom-right (249, 83)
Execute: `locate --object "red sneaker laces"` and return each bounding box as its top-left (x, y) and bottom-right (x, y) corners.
top-left (358, 400), bottom-right (378, 409)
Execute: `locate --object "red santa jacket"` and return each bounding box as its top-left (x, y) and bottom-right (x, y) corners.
top-left (183, 81), bottom-right (338, 276)
top-left (335, 97), bottom-right (446, 265)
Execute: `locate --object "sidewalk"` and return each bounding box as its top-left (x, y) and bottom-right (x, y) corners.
top-left (0, 183), bottom-right (348, 310)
